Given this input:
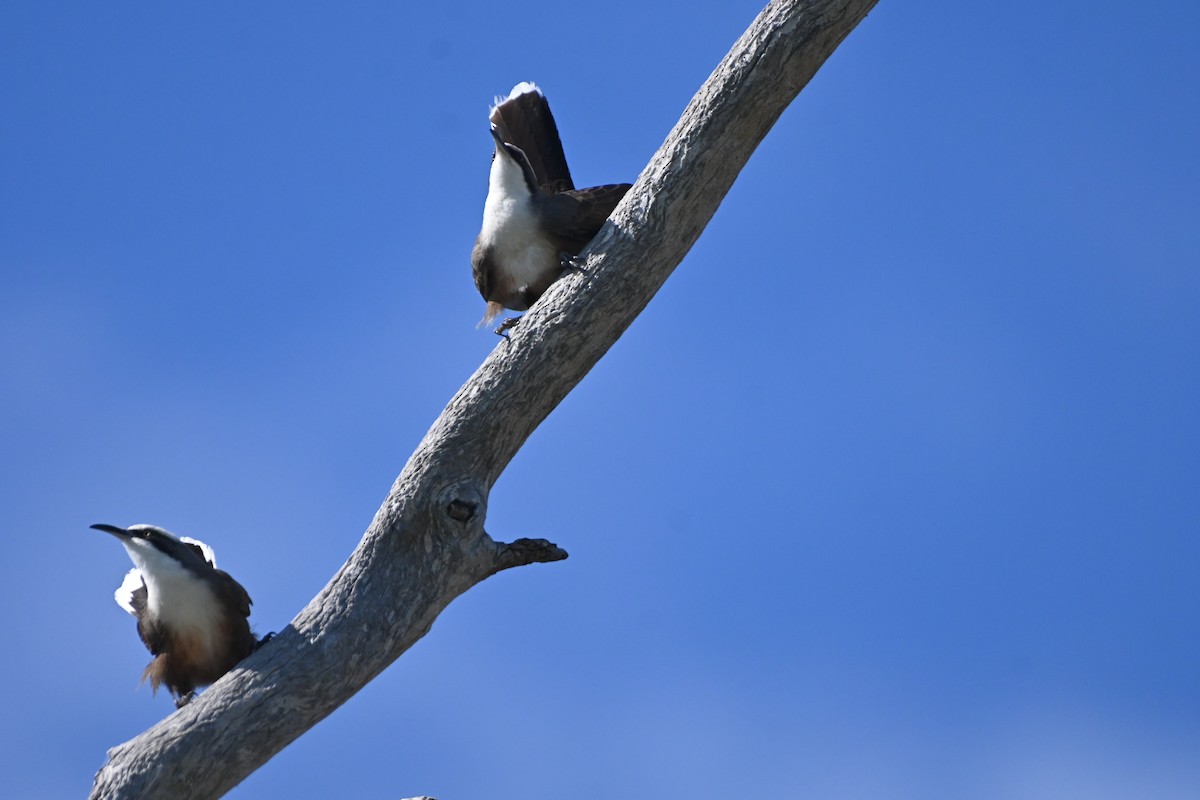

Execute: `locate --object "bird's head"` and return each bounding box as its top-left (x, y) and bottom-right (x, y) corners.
top-left (91, 523), bottom-right (217, 574)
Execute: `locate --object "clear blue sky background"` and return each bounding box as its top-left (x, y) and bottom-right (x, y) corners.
top-left (2, 2), bottom-right (1197, 797)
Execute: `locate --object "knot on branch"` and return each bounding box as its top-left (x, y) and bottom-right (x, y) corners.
top-left (436, 482), bottom-right (485, 525)
top-left (446, 498), bottom-right (476, 522)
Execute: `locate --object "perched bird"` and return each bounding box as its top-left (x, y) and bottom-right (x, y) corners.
top-left (471, 82), bottom-right (632, 331)
top-left (92, 523), bottom-right (269, 708)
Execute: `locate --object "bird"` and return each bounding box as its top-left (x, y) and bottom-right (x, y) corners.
top-left (91, 523), bottom-right (270, 708)
top-left (471, 82), bottom-right (632, 333)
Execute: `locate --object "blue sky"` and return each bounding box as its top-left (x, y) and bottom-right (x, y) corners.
top-left (3, 1), bottom-right (1198, 797)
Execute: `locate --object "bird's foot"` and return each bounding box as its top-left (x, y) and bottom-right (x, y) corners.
top-left (255, 632), bottom-right (276, 650)
top-left (494, 316), bottom-right (522, 340)
top-left (559, 252), bottom-right (587, 273)
top-left (174, 691), bottom-right (196, 709)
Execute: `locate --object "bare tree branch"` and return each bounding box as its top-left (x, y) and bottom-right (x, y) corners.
top-left (88, 1), bottom-right (879, 797)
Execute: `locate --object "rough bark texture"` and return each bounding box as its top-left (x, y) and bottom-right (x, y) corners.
top-left (89, 1), bottom-right (878, 797)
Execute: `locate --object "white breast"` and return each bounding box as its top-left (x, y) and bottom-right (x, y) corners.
top-left (478, 153), bottom-right (558, 289)
top-left (121, 540), bottom-right (223, 662)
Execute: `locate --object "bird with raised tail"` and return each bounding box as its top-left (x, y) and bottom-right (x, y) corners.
top-left (471, 82), bottom-right (632, 333)
top-left (92, 523), bottom-right (272, 708)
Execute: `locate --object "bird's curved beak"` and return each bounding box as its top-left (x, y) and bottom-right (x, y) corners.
top-left (91, 523), bottom-right (131, 539)
top-left (490, 124), bottom-right (520, 163)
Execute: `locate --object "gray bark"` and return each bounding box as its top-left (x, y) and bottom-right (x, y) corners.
top-left (88, 1), bottom-right (879, 797)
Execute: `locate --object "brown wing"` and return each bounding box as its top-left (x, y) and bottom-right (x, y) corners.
top-left (542, 183), bottom-right (632, 253)
top-left (129, 582), bottom-right (169, 657)
top-left (471, 238), bottom-right (493, 301)
top-left (490, 89), bottom-right (574, 194)
top-left (126, 580), bottom-right (148, 617)
top-left (216, 569), bottom-right (253, 618)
